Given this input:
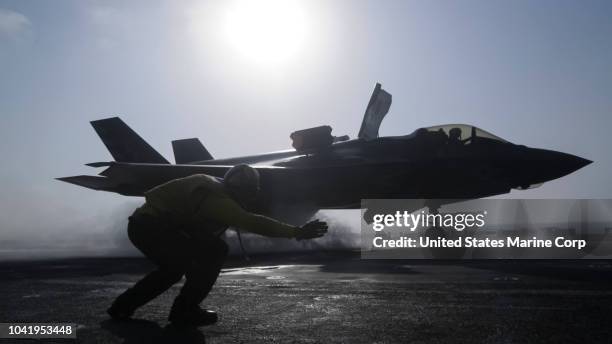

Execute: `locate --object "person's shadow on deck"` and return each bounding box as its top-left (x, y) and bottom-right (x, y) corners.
top-left (101, 319), bottom-right (206, 344)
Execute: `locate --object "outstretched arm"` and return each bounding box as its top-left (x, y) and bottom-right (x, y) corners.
top-left (196, 195), bottom-right (327, 239)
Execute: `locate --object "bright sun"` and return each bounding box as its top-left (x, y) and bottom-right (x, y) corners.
top-left (222, 0), bottom-right (308, 67)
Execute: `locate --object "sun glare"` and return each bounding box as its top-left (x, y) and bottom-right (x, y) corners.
top-left (222, 0), bottom-right (308, 67)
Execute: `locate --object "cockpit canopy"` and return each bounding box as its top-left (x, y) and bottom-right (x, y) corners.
top-left (410, 124), bottom-right (509, 144)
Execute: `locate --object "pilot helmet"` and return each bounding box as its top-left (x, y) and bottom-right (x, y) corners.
top-left (449, 127), bottom-right (462, 140)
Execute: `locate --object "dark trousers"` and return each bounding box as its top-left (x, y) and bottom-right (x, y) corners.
top-left (113, 214), bottom-right (228, 312)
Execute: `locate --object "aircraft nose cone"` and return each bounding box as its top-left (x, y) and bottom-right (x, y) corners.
top-left (553, 152), bottom-right (592, 177)
top-left (529, 149), bottom-right (592, 183)
top-left (566, 154), bottom-right (592, 172)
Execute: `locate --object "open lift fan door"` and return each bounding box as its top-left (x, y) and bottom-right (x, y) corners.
top-left (358, 83), bottom-right (392, 141)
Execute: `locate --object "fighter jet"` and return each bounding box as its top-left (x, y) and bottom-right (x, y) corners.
top-left (58, 84), bottom-right (591, 220)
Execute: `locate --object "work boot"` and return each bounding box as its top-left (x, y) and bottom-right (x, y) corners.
top-left (168, 304), bottom-right (218, 327)
top-left (107, 294), bottom-right (136, 321)
top-left (107, 303), bottom-right (134, 321)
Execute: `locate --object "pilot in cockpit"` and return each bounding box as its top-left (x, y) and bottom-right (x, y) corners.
top-left (448, 127), bottom-right (463, 146)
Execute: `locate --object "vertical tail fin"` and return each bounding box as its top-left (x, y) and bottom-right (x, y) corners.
top-left (91, 117), bottom-right (169, 164)
top-left (172, 138), bottom-right (213, 164)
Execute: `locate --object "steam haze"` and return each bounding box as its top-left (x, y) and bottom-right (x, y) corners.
top-left (1, 0), bottom-right (611, 259)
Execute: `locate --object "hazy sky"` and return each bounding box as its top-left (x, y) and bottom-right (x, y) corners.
top-left (1, 0), bottom-right (611, 254)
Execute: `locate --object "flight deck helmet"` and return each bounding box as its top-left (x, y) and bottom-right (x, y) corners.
top-left (223, 164), bottom-right (261, 198)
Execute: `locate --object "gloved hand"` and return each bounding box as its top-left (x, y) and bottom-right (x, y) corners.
top-left (295, 219), bottom-right (328, 241)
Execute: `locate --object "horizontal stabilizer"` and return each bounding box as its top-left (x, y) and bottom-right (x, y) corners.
top-left (172, 138), bottom-right (213, 164)
top-left (56, 175), bottom-right (118, 191)
top-left (85, 161), bottom-right (112, 168)
top-left (91, 117), bottom-right (169, 164)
